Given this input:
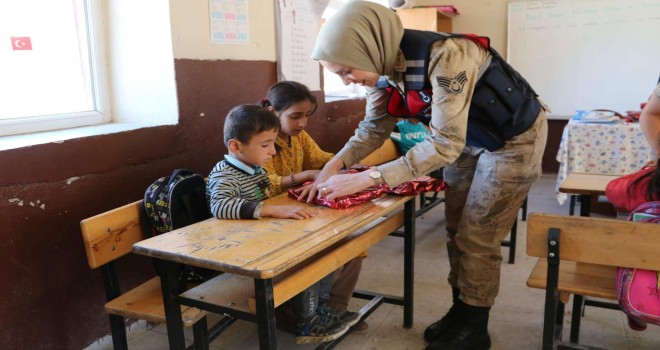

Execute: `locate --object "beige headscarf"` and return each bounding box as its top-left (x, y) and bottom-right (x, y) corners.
top-left (311, 1), bottom-right (404, 76)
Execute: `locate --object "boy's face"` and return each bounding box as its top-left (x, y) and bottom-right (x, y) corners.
top-left (230, 129), bottom-right (278, 167)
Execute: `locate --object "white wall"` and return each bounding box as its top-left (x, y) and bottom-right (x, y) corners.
top-left (107, 0), bottom-right (178, 124)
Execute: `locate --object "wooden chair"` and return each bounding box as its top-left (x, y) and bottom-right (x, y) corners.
top-left (526, 213), bottom-right (660, 349)
top-left (81, 200), bottom-right (234, 350)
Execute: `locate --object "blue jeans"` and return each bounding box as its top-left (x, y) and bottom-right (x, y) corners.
top-left (292, 272), bottom-right (335, 322)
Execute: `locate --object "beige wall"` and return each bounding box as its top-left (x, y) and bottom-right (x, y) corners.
top-left (169, 0), bottom-right (512, 61)
top-left (449, 0), bottom-right (510, 56)
top-left (170, 0), bottom-right (277, 60)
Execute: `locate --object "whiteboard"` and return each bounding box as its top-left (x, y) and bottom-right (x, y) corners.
top-left (507, 0), bottom-right (660, 118)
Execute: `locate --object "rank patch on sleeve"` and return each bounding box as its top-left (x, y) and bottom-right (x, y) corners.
top-left (436, 71), bottom-right (468, 94)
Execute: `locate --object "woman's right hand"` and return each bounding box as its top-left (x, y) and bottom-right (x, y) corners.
top-left (297, 157), bottom-right (344, 203)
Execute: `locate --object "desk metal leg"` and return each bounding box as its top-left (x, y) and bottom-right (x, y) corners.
top-left (254, 278), bottom-right (277, 350)
top-left (570, 295), bottom-right (584, 343)
top-left (160, 260), bottom-right (186, 350)
top-left (403, 200), bottom-right (415, 328)
top-left (579, 195), bottom-right (591, 217)
top-left (569, 195), bottom-right (576, 216)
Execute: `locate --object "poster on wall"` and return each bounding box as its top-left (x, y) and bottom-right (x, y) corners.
top-left (210, 0), bottom-right (249, 45)
top-left (275, 0), bottom-right (329, 90)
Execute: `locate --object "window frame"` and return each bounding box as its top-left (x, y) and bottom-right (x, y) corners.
top-left (0, 0), bottom-right (110, 137)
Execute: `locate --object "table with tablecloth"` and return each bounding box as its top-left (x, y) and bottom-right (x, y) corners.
top-left (555, 120), bottom-right (654, 205)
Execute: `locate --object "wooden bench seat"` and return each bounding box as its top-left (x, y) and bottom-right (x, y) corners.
top-left (526, 213), bottom-right (660, 350)
top-left (527, 260), bottom-right (617, 303)
top-left (81, 200), bottom-right (234, 350)
top-left (104, 276), bottom-right (206, 325)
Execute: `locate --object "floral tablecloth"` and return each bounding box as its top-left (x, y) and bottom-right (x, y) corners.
top-left (555, 120), bottom-right (654, 205)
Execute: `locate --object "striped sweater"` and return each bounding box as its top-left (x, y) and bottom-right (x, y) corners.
top-left (206, 158), bottom-right (271, 219)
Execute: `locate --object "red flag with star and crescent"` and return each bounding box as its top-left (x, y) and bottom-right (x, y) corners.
top-left (11, 37), bottom-right (32, 50)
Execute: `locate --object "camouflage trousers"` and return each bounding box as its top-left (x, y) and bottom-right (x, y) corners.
top-left (444, 111), bottom-right (548, 307)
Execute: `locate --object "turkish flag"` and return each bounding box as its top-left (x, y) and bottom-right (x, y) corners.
top-left (11, 37), bottom-right (32, 50)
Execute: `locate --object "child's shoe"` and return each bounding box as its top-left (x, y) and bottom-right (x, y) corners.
top-left (294, 314), bottom-right (349, 344)
top-left (318, 304), bottom-right (360, 327)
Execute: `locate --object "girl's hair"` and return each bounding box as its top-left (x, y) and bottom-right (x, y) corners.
top-left (648, 160), bottom-right (660, 200)
top-left (259, 81), bottom-right (318, 115)
top-left (223, 104), bottom-right (280, 147)
top-left (628, 157), bottom-right (660, 201)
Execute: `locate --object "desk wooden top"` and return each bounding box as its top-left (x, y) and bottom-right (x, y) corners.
top-left (133, 194), bottom-right (413, 279)
top-left (558, 173), bottom-right (620, 195)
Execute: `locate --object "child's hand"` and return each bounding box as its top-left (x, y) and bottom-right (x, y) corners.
top-left (301, 169), bottom-right (321, 182)
top-left (261, 204), bottom-right (317, 220)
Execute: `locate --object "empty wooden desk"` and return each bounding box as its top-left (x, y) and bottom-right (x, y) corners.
top-left (558, 173), bottom-right (620, 216)
top-left (133, 193), bottom-right (415, 350)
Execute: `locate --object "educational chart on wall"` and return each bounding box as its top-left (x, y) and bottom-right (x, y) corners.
top-left (507, 0), bottom-right (660, 118)
top-left (275, 0), bottom-right (329, 91)
top-left (210, 0), bottom-right (249, 45)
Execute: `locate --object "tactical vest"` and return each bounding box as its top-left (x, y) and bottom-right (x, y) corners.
top-left (376, 29), bottom-right (541, 151)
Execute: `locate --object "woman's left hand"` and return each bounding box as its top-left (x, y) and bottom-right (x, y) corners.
top-left (316, 170), bottom-right (375, 201)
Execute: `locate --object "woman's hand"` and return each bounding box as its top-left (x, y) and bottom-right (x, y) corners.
top-left (298, 157), bottom-right (344, 202)
top-left (316, 169), bottom-right (377, 201)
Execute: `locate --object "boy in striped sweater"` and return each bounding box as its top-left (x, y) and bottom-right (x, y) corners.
top-left (206, 104), bottom-right (350, 344)
top-left (207, 104), bottom-right (316, 220)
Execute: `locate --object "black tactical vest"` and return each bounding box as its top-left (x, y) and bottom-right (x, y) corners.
top-left (376, 29), bottom-right (541, 151)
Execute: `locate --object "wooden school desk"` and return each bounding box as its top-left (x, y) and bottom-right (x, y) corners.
top-left (558, 173), bottom-right (620, 216)
top-left (133, 193), bottom-right (415, 350)
top-left (554, 119), bottom-right (653, 206)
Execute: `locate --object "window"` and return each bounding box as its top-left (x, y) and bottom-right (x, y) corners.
top-left (0, 0), bottom-right (178, 147)
top-left (0, 0), bottom-right (108, 136)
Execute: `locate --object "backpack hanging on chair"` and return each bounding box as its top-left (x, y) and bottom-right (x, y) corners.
top-left (141, 168), bottom-right (217, 290)
top-left (617, 201), bottom-right (660, 331)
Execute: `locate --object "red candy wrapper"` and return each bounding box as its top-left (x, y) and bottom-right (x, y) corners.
top-left (287, 166), bottom-right (447, 209)
top-left (288, 182), bottom-right (387, 209)
top-left (385, 175), bottom-right (447, 195)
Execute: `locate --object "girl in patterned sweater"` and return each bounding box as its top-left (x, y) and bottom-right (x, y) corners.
top-left (261, 81), bottom-right (368, 335)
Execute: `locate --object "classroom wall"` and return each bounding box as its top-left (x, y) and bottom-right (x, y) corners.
top-left (0, 1), bottom-right (560, 348)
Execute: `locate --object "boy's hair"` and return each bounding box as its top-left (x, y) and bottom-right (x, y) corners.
top-left (223, 104), bottom-right (280, 147)
top-left (260, 81), bottom-right (318, 115)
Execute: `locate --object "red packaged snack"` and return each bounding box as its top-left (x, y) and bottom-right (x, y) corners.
top-left (287, 166), bottom-right (447, 209)
top-left (288, 183), bottom-right (387, 209)
top-left (385, 175), bottom-right (447, 195)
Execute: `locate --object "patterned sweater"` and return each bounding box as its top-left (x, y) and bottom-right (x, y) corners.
top-left (264, 130), bottom-right (334, 196)
top-left (206, 155), bottom-right (271, 219)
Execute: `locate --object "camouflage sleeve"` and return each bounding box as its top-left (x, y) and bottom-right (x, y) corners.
top-left (335, 87), bottom-right (397, 168)
top-left (377, 38), bottom-right (490, 187)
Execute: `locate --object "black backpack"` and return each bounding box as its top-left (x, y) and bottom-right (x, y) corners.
top-left (142, 168), bottom-right (211, 235)
top-left (141, 169), bottom-right (216, 290)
